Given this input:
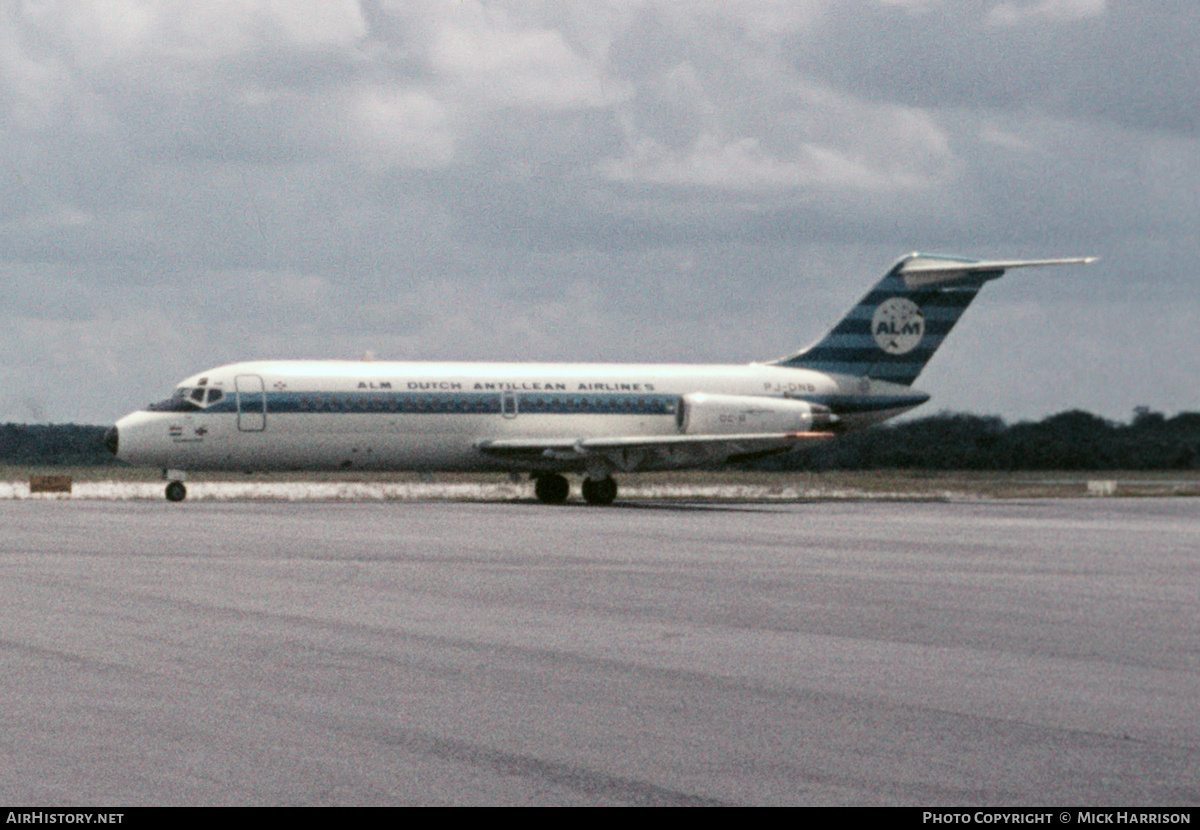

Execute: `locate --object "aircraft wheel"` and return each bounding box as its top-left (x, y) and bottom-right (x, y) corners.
top-left (165, 481), bottom-right (187, 502)
top-left (581, 476), bottom-right (618, 506)
top-left (533, 474), bottom-right (570, 504)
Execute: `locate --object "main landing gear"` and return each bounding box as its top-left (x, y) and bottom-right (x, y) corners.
top-left (532, 473), bottom-right (619, 506)
top-left (581, 476), bottom-right (618, 506)
top-left (533, 473), bottom-right (570, 504)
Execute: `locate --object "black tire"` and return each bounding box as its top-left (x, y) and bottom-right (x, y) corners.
top-left (165, 481), bottom-right (187, 502)
top-left (581, 476), bottom-right (618, 506)
top-left (533, 474), bottom-right (570, 504)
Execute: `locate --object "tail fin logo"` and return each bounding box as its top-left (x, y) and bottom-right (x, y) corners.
top-left (872, 297), bottom-right (925, 355)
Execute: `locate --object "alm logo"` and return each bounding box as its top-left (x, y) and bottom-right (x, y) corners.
top-left (872, 297), bottom-right (925, 355)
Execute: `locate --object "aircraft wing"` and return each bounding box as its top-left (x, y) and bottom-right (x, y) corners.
top-left (476, 432), bottom-right (832, 472)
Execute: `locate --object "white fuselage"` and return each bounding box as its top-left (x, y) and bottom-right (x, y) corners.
top-left (111, 359), bottom-right (927, 474)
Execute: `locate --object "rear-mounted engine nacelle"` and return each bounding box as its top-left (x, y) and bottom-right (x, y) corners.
top-left (676, 393), bottom-right (831, 435)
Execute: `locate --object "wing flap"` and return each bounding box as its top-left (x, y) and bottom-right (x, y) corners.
top-left (476, 432), bottom-right (832, 472)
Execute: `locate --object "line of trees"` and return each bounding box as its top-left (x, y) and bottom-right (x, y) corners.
top-left (759, 408), bottom-right (1200, 471)
top-left (0, 424), bottom-right (113, 467)
top-left (2, 408), bottom-right (1199, 470)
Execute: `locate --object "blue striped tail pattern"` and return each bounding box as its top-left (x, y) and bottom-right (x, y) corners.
top-left (773, 253), bottom-right (1006, 386)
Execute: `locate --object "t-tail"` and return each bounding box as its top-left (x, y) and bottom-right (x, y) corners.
top-left (773, 253), bottom-right (1096, 385)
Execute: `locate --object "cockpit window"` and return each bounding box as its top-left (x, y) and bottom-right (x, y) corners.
top-left (144, 384), bottom-right (222, 412)
top-left (146, 393), bottom-right (200, 413)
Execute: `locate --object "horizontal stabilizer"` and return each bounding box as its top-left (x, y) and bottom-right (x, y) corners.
top-left (899, 254), bottom-right (1098, 288)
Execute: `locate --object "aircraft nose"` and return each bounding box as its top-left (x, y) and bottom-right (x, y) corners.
top-left (104, 425), bottom-right (119, 457)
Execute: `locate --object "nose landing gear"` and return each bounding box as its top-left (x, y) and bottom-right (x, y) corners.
top-left (162, 470), bottom-right (188, 502)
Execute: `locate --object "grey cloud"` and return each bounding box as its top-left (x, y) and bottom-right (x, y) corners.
top-left (788, 1), bottom-right (1200, 135)
top-left (0, 2), bottom-right (1197, 424)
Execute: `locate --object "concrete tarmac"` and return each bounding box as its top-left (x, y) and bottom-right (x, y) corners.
top-left (1, 498), bottom-right (1197, 806)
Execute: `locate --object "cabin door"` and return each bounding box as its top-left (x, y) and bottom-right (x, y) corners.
top-left (235, 374), bottom-right (267, 432)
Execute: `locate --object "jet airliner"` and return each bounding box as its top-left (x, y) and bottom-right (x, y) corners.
top-left (107, 253), bottom-right (1093, 503)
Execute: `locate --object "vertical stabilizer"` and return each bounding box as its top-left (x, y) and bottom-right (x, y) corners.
top-left (772, 253), bottom-right (1094, 385)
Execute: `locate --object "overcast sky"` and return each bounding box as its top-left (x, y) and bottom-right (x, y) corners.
top-left (3, 0), bottom-right (1197, 425)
